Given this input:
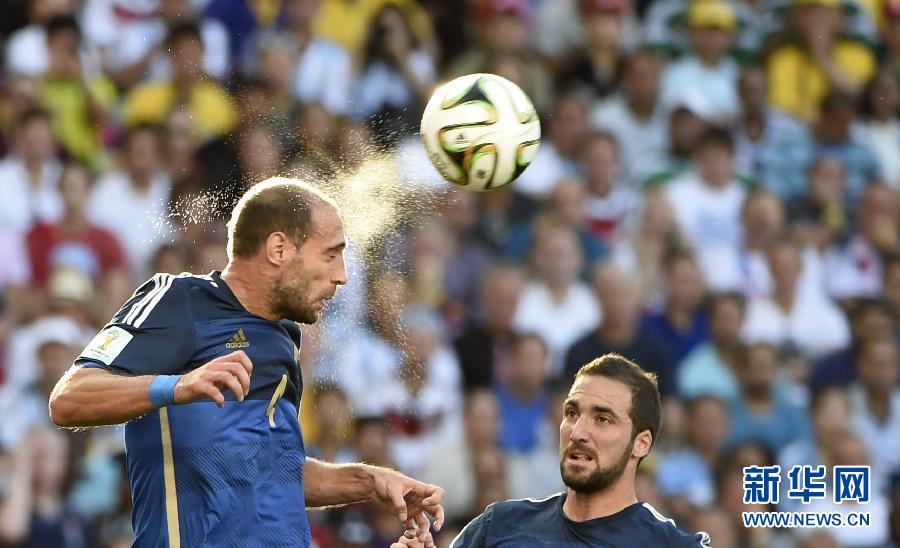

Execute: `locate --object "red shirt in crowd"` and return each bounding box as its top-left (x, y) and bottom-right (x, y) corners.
top-left (25, 221), bottom-right (127, 286)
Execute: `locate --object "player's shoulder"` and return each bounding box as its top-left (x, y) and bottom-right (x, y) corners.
top-left (484, 492), bottom-right (565, 521)
top-left (635, 503), bottom-right (711, 547)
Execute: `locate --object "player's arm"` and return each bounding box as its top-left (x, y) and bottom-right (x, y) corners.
top-left (49, 351), bottom-right (253, 427)
top-left (304, 458), bottom-right (444, 539)
top-left (49, 274), bottom-right (251, 427)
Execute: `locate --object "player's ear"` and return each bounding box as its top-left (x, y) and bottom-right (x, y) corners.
top-left (264, 231), bottom-right (290, 265)
top-left (632, 430), bottom-right (652, 460)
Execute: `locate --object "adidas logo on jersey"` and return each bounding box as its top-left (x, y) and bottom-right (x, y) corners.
top-left (225, 329), bottom-right (251, 349)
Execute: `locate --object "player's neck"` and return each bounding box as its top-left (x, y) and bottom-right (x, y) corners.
top-left (221, 263), bottom-right (279, 322)
top-left (562, 478), bottom-right (638, 522)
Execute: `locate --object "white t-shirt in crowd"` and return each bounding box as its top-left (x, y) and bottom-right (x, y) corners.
top-left (0, 156), bottom-right (63, 234)
top-left (590, 95), bottom-right (669, 186)
top-left (741, 292), bottom-right (851, 359)
top-left (664, 171), bottom-right (746, 250)
top-left (512, 281), bottom-right (601, 377)
top-left (87, 170), bottom-right (171, 279)
top-left (660, 56), bottom-right (740, 124)
top-left (293, 38), bottom-right (353, 116)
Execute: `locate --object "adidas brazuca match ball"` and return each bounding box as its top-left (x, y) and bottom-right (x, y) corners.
top-left (420, 73), bottom-right (541, 192)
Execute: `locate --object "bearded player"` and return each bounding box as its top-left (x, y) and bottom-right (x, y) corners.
top-left (395, 353), bottom-right (709, 547)
top-left (50, 178), bottom-right (444, 547)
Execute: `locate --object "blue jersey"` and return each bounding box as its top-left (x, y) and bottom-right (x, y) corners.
top-left (451, 493), bottom-right (710, 548)
top-left (76, 271), bottom-right (309, 547)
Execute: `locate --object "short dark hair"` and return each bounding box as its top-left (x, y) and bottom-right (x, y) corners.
top-left (227, 178), bottom-right (337, 260)
top-left (696, 127), bottom-right (735, 154)
top-left (574, 353), bottom-right (661, 448)
top-left (45, 15), bottom-right (81, 41)
top-left (512, 331), bottom-right (549, 357)
top-left (662, 246), bottom-right (696, 273)
top-left (705, 291), bottom-right (746, 316)
top-left (16, 107), bottom-right (51, 128)
top-left (166, 20), bottom-right (203, 49)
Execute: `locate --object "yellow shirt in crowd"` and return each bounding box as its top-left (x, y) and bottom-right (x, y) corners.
top-left (122, 79), bottom-right (237, 142)
top-left (767, 39), bottom-right (877, 122)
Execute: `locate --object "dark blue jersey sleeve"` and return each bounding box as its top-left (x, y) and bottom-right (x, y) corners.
top-left (76, 274), bottom-right (194, 375)
top-left (450, 505), bottom-right (493, 548)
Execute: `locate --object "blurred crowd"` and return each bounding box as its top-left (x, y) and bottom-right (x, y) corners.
top-left (0, 0), bottom-right (899, 546)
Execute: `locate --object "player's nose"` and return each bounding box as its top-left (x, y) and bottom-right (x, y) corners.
top-left (332, 256), bottom-right (348, 286)
top-left (568, 415), bottom-right (592, 442)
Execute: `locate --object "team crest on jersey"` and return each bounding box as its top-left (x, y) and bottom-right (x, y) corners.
top-left (82, 326), bottom-right (133, 365)
top-left (225, 329), bottom-right (251, 349)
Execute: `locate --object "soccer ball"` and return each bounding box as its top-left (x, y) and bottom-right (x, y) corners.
top-left (420, 73), bottom-right (541, 192)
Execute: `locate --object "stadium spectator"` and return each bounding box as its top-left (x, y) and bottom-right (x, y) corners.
top-left (610, 189), bottom-right (684, 308)
top-left (513, 219), bottom-right (600, 375)
top-left (732, 64), bottom-right (812, 201)
top-left (808, 299), bottom-right (896, 392)
top-left (495, 333), bottom-right (550, 454)
top-left (454, 264), bottom-right (525, 390)
top-left (122, 21), bottom-right (237, 143)
top-left (811, 91), bottom-right (881, 206)
top-left (305, 384), bottom-right (354, 464)
top-left (641, 99), bottom-right (709, 188)
top-left (678, 292), bottom-right (745, 401)
top-left (514, 92), bottom-right (587, 198)
top-left (108, 0), bottom-right (229, 87)
top-left (449, 0), bottom-right (552, 112)
top-left (664, 128), bottom-right (747, 275)
top-left (790, 155), bottom-right (850, 251)
top-left (0, 428), bottom-right (89, 547)
top-left (420, 389), bottom-right (503, 522)
top-left (25, 160), bottom-right (126, 288)
top-left (564, 264), bottom-right (674, 394)
top-left (504, 180), bottom-right (609, 269)
top-left (659, 0), bottom-right (740, 125)
top-left (87, 126), bottom-right (172, 279)
top-left (556, 0), bottom-right (628, 100)
top-left (0, 108), bottom-right (62, 235)
top-left (766, 0), bottom-right (877, 121)
top-left (848, 335), bottom-right (900, 481)
top-left (858, 69), bottom-right (900, 189)
top-left (591, 49), bottom-right (669, 185)
top-left (280, 0), bottom-right (353, 117)
top-left (37, 15), bottom-right (115, 169)
top-left (825, 183), bottom-right (899, 298)
top-left (656, 395), bottom-right (730, 521)
top-left (727, 343), bottom-right (812, 453)
top-left (580, 131), bottom-right (642, 244)
top-left (742, 234), bottom-right (851, 358)
top-left (642, 249), bottom-right (708, 367)
top-left (4, 0), bottom-right (78, 77)
top-left (353, 4), bottom-right (436, 147)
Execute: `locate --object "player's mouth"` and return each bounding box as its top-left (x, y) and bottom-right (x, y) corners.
top-left (566, 451), bottom-right (594, 463)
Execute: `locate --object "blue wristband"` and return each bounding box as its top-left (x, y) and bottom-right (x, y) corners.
top-left (149, 375), bottom-right (181, 409)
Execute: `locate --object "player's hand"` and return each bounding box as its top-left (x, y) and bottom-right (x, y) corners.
top-left (174, 350), bottom-right (253, 407)
top-left (390, 532), bottom-right (429, 548)
top-left (370, 467), bottom-right (445, 544)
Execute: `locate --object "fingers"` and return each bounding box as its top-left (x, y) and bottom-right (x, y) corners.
top-left (389, 483), bottom-right (409, 523)
top-left (200, 382), bottom-right (225, 407)
top-left (217, 361), bottom-right (251, 396)
top-left (216, 350), bottom-right (253, 376)
top-left (208, 371), bottom-right (245, 403)
top-left (414, 512), bottom-right (431, 544)
top-left (430, 503), bottom-right (445, 532)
